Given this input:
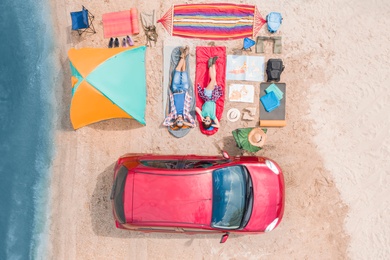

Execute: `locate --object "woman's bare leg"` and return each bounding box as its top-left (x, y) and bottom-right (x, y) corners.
top-left (175, 57), bottom-right (185, 72)
top-left (181, 57), bottom-right (186, 71)
top-left (175, 46), bottom-right (189, 72)
top-left (205, 64), bottom-right (216, 90)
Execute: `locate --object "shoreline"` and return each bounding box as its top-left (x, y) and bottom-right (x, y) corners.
top-left (45, 0), bottom-right (71, 258)
top-left (47, 0), bottom-right (390, 259)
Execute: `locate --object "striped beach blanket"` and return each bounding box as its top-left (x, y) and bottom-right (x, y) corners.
top-left (158, 3), bottom-right (266, 40)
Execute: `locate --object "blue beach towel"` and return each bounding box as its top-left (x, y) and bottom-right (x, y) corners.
top-left (260, 91), bottom-right (280, 112)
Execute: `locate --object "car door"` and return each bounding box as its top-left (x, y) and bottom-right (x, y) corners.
top-left (182, 227), bottom-right (222, 234)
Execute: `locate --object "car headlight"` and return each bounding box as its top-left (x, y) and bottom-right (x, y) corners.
top-left (265, 218), bottom-right (279, 232)
top-left (265, 160), bottom-right (279, 174)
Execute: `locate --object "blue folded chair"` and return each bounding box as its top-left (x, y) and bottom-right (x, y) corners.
top-left (242, 38), bottom-right (256, 51)
top-left (70, 6), bottom-right (96, 36)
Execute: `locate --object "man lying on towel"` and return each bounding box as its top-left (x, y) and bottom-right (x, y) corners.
top-left (163, 46), bottom-right (195, 129)
top-left (195, 56), bottom-right (222, 130)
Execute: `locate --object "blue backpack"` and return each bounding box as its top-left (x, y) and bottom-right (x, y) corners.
top-left (266, 12), bottom-right (283, 33)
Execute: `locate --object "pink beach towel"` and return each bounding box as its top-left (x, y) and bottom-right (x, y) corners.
top-left (102, 8), bottom-right (139, 38)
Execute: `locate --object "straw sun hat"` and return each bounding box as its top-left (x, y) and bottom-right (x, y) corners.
top-left (248, 128), bottom-right (266, 147)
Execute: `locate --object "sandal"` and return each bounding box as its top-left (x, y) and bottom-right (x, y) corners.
top-left (208, 56), bottom-right (218, 68)
top-left (183, 45), bottom-right (190, 57)
top-left (179, 45), bottom-right (190, 59)
top-left (212, 56), bottom-right (218, 65)
top-left (255, 36), bottom-right (270, 54)
top-left (208, 57), bottom-right (214, 68)
top-left (179, 47), bottom-right (185, 59)
top-left (270, 36), bottom-right (282, 54)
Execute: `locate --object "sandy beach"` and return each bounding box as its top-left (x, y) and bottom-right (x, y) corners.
top-left (48, 0), bottom-right (390, 259)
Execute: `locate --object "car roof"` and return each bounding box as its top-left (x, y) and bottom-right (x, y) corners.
top-left (129, 170), bottom-right (213, 226)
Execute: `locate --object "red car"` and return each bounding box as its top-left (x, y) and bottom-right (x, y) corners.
top-left (110, 152), bottom-right (284, 243)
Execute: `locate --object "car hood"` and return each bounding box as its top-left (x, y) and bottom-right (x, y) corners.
top-left (244, 164), bottom-right (284, 231)
top-left (128, 171), bottom-right (213, 226)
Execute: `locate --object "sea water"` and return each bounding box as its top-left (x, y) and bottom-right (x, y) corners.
top-left (0, 0), bottom-right (55, 259)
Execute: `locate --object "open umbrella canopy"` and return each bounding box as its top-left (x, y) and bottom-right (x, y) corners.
top-left (68, 46), bottom-right (146, 129)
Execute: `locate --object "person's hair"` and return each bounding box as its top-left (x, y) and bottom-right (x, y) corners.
top-left (202, 121), bottom-right (212, 129)
top-left (174, 117), bottom-right (184, 129)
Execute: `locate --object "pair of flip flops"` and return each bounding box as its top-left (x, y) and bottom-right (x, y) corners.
top-left (179, 46), bottom-right (190, 58)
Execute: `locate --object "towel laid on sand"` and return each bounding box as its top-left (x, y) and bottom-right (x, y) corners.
top-left (102, 8), bottom-right (139, 38)
top-left (195, 46), bottom-right (226, 135)
top-left (164, 46), bottom-right (195, 138)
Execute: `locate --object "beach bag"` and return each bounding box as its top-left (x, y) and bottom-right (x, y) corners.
top-left (266, 59), bottom-right (284, 82)
top-left (266, 12), bottom-right (283, 33)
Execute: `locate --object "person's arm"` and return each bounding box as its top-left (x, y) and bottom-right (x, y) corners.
top-left (183, 121), bottom-right (194, 127)
top-left (184, 113), bottom-right (196, 128)
top-left (212, 117), bottom-right (220, 128)
top-left (163, 93), bottom-right (177, 126)
top-left (195, 107), bottom-right (204, 121)
top-left (163, 114), bottom-right (175, 126)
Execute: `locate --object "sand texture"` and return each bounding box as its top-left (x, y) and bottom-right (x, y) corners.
top-left (48, 0), bottom-right (390, 259)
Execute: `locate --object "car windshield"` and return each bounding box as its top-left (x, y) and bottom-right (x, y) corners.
top-left (211, 166), bottom-right (247, 229)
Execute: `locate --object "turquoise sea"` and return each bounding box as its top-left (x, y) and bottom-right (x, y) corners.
top-left (0, 0), bottom-right (55, 258)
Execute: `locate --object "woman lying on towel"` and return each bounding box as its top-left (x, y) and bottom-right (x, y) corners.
top-left (195, 56), bottom-right (222, 130)
top-left (163, 46), bottom-right (195, 129)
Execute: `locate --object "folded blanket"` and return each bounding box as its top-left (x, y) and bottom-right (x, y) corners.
top-left (195, 46), bottom-right (226, 135)
top-left (260, 91), bottom-right (280, 112)
top-left (265, 83), bottom-right (283, 100)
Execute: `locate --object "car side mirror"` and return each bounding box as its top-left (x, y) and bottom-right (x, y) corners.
top-left (222, 151), bottom-right (230, 160)
top-left (220, 233), bottom-right (229, 243)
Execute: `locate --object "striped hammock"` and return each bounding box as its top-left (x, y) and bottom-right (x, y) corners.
top-left (157, 3), bottom-right (266, 40)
